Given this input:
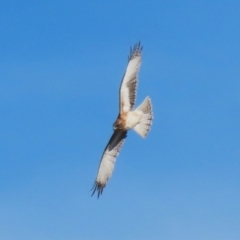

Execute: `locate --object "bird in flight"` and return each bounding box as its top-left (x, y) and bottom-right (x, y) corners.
top-left (92, 42), bottom-right (153, 198)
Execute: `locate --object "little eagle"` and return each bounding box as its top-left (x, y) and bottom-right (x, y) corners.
top-left (92, 42), bottom-right (153, 198)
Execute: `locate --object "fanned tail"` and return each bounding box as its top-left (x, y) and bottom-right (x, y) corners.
top-left (133, 97), bottom-right (153, 138)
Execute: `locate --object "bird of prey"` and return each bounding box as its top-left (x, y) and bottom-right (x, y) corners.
top-left (92, 42), bottom-right (153, 198)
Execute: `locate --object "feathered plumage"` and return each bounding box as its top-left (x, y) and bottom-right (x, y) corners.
top-left (92, 42), bottom-right (153, 198)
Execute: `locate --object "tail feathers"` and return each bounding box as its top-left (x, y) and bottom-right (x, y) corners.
top-left (133, 97), bottom-right (153, 138)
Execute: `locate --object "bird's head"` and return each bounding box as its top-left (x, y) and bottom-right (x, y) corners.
top-left (113, 119), bottom-right (121, 130)
top-left (113, 122), bottom-right (118, 130)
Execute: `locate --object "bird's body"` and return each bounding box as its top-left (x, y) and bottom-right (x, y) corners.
top-left (114, 110), bottom-right (141, 130)
top-left (92, 42), bottom-right (153, 198)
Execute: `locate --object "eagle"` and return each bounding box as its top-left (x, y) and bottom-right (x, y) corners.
top-left (92, 42), bottom-right (153, 198)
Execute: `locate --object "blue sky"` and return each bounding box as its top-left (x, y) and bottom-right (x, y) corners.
top-left (1, 1), bottom-right (240, 239)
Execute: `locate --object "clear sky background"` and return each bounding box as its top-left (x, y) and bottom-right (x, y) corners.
top-left (1, 1), bottom-right (240, 239)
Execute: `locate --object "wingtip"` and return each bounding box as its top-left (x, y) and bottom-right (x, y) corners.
top-left (128, 41), bottom-right (143, 60)
top-left (91, 181), bottom-right (105, 198)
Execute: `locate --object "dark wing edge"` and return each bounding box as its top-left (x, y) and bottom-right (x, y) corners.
top-left (128, 41), bottom-right (143, 61)
top-left (91, 130), bottom-right (127, 198)
top-left (91, 181), bottom-right (104, 198)
top-left (119, 42), bottom-right (143, 112)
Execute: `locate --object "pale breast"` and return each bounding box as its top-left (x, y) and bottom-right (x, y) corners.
top-left (125, 111), bottom-right (142, 129)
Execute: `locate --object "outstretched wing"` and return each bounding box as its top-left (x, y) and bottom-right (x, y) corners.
top-left (119, 42), bottom-right (142, 113)
top-left (92, 130), bottom-right (127, 198)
